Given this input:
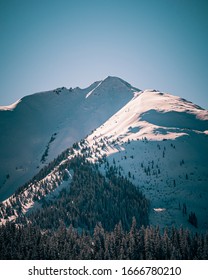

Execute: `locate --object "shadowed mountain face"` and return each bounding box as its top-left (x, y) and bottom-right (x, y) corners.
top-left (0, 77), bottom-right (138, 200)
top-left (141, 110), bottom-right (208, 132)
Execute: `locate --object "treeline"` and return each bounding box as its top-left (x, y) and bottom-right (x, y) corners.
top-left (0, 220), bottom-right (208, 260)
top-left (23, 156), bottom-right (149, 231)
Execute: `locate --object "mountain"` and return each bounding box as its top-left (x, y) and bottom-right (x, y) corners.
top-left (85, 89), bottom-right (208, 231)
top-left (0, 76), bottom-right (139, 200)
top-left (0, 77), bottom-right (208, 233)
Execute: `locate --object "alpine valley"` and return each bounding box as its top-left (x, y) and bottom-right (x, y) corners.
top-left (0, 76), bottom-right (208, 260)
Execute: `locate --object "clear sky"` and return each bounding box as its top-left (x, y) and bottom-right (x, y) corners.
top-left (0, 0), bottom-right (207, 108)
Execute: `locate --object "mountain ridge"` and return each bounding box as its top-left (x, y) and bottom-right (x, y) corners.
top-left (0, 76), bottom-right (137, 200)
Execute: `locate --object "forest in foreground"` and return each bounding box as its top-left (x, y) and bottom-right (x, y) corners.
top-left (0, 157), bottom-right (208, 259)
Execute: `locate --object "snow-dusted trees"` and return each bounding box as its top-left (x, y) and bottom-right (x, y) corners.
top-left (0, 220), bottom-right (207, 260)
top-left (26, 156), bottom-right (149, 231)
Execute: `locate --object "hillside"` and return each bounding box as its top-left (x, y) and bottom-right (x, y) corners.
top-left (85, 89), bottom-right (208, 231)
top-left (0, 76), bottom-right (139, 201)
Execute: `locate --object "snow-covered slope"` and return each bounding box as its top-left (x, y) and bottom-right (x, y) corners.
top-left (87, 89), bottom-right (208, 145)
top-left (84, 89), bottom-right (208, 231)
top-left (0, 76), bottom-right (139, 201)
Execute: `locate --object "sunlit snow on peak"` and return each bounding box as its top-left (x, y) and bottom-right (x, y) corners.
top-left (86, 80), bottom-right (103, 98)
top-left (0, 99), bottom-right (21, 111)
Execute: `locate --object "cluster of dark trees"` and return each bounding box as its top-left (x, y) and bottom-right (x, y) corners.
top-left (188, 212), bottom-right (198, 228)
top-left (0, 220), bottom-right (208, 260)
top-left (40, 133), bottom-right (57, 163)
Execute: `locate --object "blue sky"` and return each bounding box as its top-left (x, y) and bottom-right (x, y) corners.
top-left (0, 0), bottom-right (207, 108)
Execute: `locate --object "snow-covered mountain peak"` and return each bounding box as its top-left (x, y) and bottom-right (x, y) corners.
top-left (85, 76), bottom-right (141, 99)
top-left (104, 76), bottom-right (141, 91)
